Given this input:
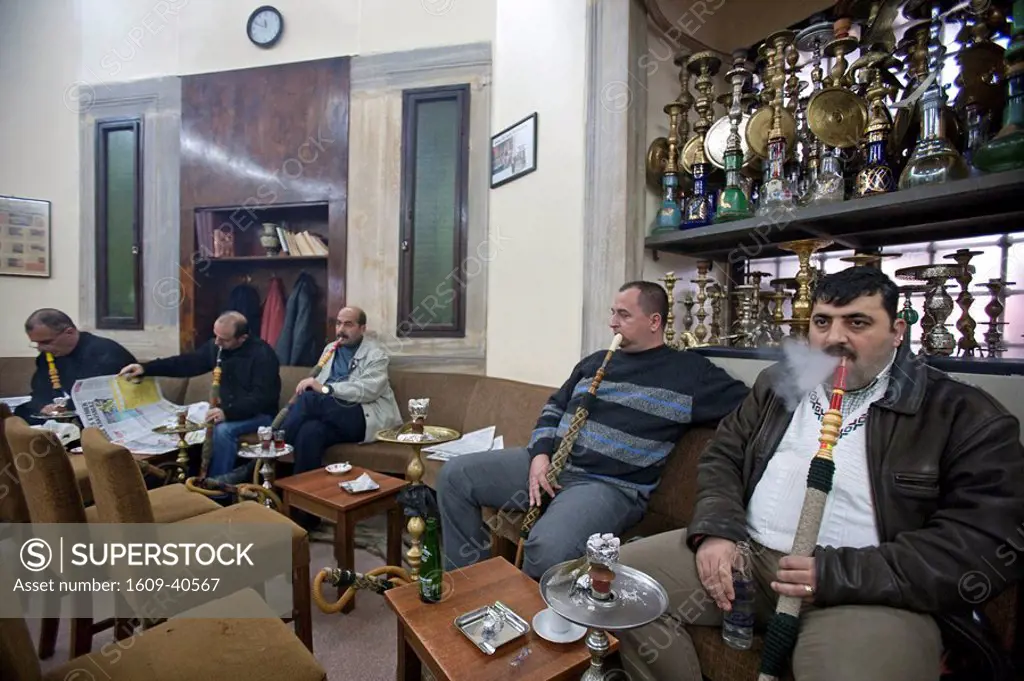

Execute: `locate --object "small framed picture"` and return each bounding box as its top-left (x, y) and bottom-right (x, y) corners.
top-left (490, 112), bottom-right (538, 188)
top-left (0, 195), bottom-right (51, 278)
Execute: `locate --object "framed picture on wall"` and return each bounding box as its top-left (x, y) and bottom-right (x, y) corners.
top-left (490, 112), bottom-right (538, 188)
top-left (0, 194), bottom-right (51, 278)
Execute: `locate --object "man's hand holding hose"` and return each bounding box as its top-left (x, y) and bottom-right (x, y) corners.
top-left (527, 454), bottom-right (562, 507)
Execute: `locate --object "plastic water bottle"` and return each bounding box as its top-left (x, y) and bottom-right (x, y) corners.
top-left (722, 541), bottom-right (755, 650)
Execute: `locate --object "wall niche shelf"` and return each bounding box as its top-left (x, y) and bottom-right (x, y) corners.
top-left (646, 170), bottom-right (1024, 261)
top-left (205, 255), bottom-right (328, 263)
top-left (190, 200), bottom-right (331, 347)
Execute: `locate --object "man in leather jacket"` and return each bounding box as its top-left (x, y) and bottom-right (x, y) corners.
top-left (616, 266), bottom-right (1024, 681)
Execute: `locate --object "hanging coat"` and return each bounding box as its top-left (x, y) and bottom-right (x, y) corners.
top-left (275, 271), bottom-right (320, 367)
top-left (261, 276), bottom-right (287, 348)
top-left (226, 283), bottom-right (263, 339)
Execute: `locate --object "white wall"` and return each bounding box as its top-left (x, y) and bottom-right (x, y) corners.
top-left (77, 0), bottom-right (495, 83)
top-left (347, 44), bottom-right (493, 374)
top-left (0, 0), bottom-right (496, 357)
top-left (641, 21), bottom-right (730, 329)
top-left (642, 22), bottom-right (701, 291)
top-left (0, 0), bottom-right (82, 357)
top-left (485, 0), bottom-right (588, 385)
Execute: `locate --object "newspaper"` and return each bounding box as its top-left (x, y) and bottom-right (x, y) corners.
top-left (0, 396), bottom-right (30, 410)
top-left (424, 426), bottom-right (503, 461)
top-left (71, 375), bottom-right (209, 456)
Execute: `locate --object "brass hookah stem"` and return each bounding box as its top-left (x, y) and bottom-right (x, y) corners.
top-left (692, 260), bottom-right (711, 345)
top-left (709, 283), bottom-right (724, 345)
top-left (271, 340), bottom-right (341, 429)
top-left (805, 34), bottom-right (827, 179)
top-left (662, 272), bottom-right (678, 347)
top-left (769, 36), bottom-right (788, 142)
top-left (784, 44), bottom-right (800, 115)
top-left (675, 51), bottom-right (694, 175)
top-left (199, 346), bottom-right (224, 479)
top-left (46, 352), bottom-right (63, 396)
top-left (514, 334), bottom-right (622, 568)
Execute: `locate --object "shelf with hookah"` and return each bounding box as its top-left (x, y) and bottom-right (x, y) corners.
top-left (657, 247), bottom-right (1024, 376)
top-left (645, 167), bottom-right (1024, 259)
top-left (646, 0), bottom-right (1024, 261)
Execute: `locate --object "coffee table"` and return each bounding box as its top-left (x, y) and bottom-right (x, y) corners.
top-left (275, 466), bottom-right (408, 614)
top-left (385, 557), bottom-right (617, 681)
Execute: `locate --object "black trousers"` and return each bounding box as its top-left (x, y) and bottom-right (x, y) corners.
top-left (280, 390), bottom-right (366, 529)
top-left (281, 390), bottom-right (367, 474)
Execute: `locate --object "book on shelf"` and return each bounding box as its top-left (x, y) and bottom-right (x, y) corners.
top-left (194, 216), bottom-right (328, 258)
top-left (285, 229), bottom-right (328, 256)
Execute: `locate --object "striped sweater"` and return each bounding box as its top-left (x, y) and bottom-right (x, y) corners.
top-left (527, 345), bottom-right (748, 499)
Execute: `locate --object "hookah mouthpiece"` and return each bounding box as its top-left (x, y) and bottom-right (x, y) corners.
top-left (829, 356), bottom-right (848, 408)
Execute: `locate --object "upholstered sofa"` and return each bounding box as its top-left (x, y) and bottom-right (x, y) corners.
top-left (1, 357), bottom-right (1019, 679)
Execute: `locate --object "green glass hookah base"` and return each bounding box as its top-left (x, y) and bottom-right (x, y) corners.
top-left (972, 129), bottom-right (1024, 173)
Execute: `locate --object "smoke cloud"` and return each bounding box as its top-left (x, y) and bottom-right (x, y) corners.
top-left (773, 340), bottom-right (841, 411)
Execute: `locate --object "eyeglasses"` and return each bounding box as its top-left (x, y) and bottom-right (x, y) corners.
top-left (29, 329), bottom-right (69, 348)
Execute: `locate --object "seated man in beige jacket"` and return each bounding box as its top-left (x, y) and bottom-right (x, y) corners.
top-left (281, 307), bottom-right (402, 525)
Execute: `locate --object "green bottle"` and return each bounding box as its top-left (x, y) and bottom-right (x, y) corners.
top-left (419, 517), bottom-right (443, 604)
top-left (973, 0), bottom-right (1024, 173)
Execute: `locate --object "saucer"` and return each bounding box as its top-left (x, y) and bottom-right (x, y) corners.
top-left (325, 462), bottom-right (353, 475)
top-left (532, 608), bottom-right (586, 643)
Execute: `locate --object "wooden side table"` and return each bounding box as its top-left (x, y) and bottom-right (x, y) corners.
top-left (275, 466), bottom-right (408, 614)
top-left (385, 557), bottom-right (617, 681)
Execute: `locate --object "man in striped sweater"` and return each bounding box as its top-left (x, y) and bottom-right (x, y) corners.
top-left (436, 281), bottom-right (749, 579)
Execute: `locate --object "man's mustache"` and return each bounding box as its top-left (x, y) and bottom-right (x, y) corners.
top-left (825, 345), bottom-right (855, 360)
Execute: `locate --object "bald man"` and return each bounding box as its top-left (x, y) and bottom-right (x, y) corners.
top-left (120, 311), bottom-right (281, 478)
top-left (281, 307), bottom-right (401, 528)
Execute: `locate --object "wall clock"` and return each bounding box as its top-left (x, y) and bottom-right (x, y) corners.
top-left (247, 6), bottom-right (284, 48)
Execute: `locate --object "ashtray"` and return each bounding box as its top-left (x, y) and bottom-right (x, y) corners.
top-left (325, 462), bottom-right (353, 475)
top-left (454, 601), bottom-right (530, 655)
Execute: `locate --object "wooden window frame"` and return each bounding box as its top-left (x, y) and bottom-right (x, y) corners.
top-left (397, 84), bottom-right (470, 338)
top-left (95, 117), bottom-right (144, 330)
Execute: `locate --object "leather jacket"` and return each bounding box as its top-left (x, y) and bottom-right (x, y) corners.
top-left (686, 343), bottom-right (1024, 616)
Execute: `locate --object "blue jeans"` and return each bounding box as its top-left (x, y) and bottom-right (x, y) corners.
top-left (209, 414), bottom-right (274, 478)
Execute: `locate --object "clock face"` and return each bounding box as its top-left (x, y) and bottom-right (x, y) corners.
top-left (247, 6), bottom-right (283, 47)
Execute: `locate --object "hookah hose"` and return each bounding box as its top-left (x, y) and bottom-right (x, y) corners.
top-left (514, 333), bottom-right (622, 570)
top-left (182, 347), bottom-right (224, 495)
top-left (184, 475), bottom-right (283, 508)
top-left (270, 340), bottom-right (341, 430)
top-left (757, 356), bottom-right (847, 681)
top-left (312, 566), bottom-right (412, 614)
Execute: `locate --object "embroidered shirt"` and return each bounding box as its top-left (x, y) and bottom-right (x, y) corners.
top-left (746, 352), bottom-right (896, 553)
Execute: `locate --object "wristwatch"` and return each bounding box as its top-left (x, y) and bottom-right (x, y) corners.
top-left (321, 384), bottom-right (333, 396)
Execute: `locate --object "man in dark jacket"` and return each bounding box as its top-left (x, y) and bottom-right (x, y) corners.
top-left (119, 311), bottom-right (281, 478)
top-left (16, 308), bottom-right (137, 424)
top-left (616, 267), bottom-right (1024, 681)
